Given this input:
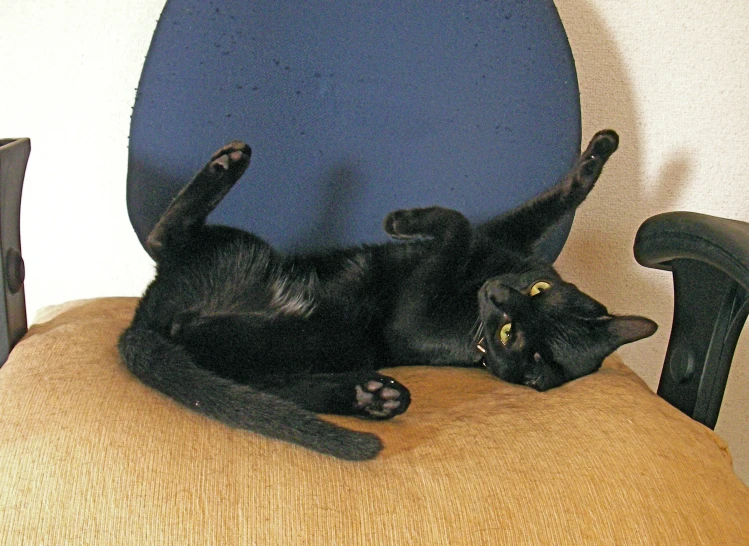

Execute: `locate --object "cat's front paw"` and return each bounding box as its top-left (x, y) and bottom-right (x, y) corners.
top-left (209, 141), bottom-right (252, 178)
top-left (384, 209), bottom-right (419, 239)
top-left (353, 374), bottom-right (411, 420)
top-left (576, 130), bottom-right (619, 185)
top-left (588, 129), bottom-right (619, 161)
top-left (384, 207), bottom-right (466, 240)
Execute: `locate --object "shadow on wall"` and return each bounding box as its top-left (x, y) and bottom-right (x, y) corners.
top-left (292, 162), bottom-right (367, 252)
top-left (553, 0), bottom-right (692, 389)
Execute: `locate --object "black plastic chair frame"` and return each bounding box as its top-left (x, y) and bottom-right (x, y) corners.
top-left (0, 138), bottom-right (28, 365)
top-left (635, 212), bottom-right (749, 428)
top-left (1, 137), bottom-right (747, 430)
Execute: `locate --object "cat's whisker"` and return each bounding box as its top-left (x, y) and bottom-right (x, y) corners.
top-left (470, 317), bottom-right (484, 344)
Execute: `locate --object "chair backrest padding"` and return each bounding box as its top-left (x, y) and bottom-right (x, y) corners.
top-left (127, 1), bottom-right (581, 260)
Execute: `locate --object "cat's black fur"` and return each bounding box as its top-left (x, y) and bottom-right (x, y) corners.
top-left (119, 130), bottom-right (656, 461)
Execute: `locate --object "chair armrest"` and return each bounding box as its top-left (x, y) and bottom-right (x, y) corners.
top-left (0, 139), bottom-right (29, 366)
top-left (634, 211), bottom-right (749, 428)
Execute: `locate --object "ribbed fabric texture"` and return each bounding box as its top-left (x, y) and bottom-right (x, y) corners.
top-left (1, 298), bottom-right (747, 545)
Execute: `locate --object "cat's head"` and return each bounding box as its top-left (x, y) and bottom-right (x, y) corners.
top-left (476, 262), bottom-right (656, 391)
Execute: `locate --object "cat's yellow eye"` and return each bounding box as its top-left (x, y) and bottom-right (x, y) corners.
top-left (497, 323), bottom-right (512, 346)
top-left (529, 281), bottom-right (551, 296)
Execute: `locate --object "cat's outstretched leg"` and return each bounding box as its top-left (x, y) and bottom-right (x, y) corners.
top-left (146, 141), bottom-right (252, 261)
top-left (254, 371), bottom-right (411, 420)
top-left (478, 129), bottom-right (619, 255)
top-left (382, 207), bottom-right (478, 364)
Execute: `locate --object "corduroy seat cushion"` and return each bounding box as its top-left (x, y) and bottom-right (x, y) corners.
top-left (1, 298), bottom-right (747, 544)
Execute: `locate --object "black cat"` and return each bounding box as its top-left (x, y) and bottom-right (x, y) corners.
top-left (119, 130), bottom-right (656, 461)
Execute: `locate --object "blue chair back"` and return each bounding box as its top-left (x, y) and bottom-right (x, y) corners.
top-left (127, 0), bottom-right (580, 260)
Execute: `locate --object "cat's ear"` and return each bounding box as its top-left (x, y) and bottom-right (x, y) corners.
top-left (552, 314), bottom-right (656, 382)
top-left (604, 315), bottom-right (658, 349)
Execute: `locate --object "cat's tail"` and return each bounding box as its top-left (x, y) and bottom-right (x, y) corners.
top-left (118, 325), bottom-right (383, 461)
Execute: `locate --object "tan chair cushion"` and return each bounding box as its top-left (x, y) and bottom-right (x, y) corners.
top-left (1, 297), bottom-right (747, 544)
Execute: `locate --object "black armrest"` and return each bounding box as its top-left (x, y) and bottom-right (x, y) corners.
top-left (0, 139), bottom-right (29, 366)
top-left (634, 211), bottom-right (749, 428)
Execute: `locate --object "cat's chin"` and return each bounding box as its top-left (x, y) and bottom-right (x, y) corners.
top-left (485, 365), bottom-right (567, 392)
top-left (481, 346), bottom-right (574, 391)
top-left (481, 356), bottom-right (524, 387)
top-left (520, 369), bottom-right (567, 392)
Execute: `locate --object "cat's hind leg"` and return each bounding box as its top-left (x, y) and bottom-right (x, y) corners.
top-left (119, 324), bottom-right (385, 460)
top-left (353, 375), bottom-right (410, 419)
top-left (147, 141), bottom-right (252, 261)
top-left (254, 371), bottom-right (411, 420)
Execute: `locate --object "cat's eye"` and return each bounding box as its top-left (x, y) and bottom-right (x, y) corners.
top-left (529, 281), bottom-right (551, 296)
top-left (497, 323), bottom-right (512, 346)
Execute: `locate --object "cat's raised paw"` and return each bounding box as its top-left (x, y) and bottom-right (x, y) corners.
top-left (383, 209), bottom-right (418, 239)
top-left (384, 207), bottom-right (467, 240)
top-left (588, 129), bottom-right (619, 161)
top-left (209, 141), bottom-right (252, 176)
top-left (353, 374), bottom-right (411, 420)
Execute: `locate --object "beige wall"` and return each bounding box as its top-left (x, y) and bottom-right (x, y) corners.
top-left (2, 1), bottom-right (748, 482)
top-left (553, 0), bottom-right (749, 483)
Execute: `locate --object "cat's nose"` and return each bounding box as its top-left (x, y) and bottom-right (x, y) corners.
top-left (483, 280), bottom-right (513, 305)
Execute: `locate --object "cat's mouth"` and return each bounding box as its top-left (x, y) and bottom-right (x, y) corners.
top-left (473, 312), bottom-right (514, 372)
top-left (474, 335), bottom-right (489, 367)
top-left (475, 282), bottom-right (518, 373)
